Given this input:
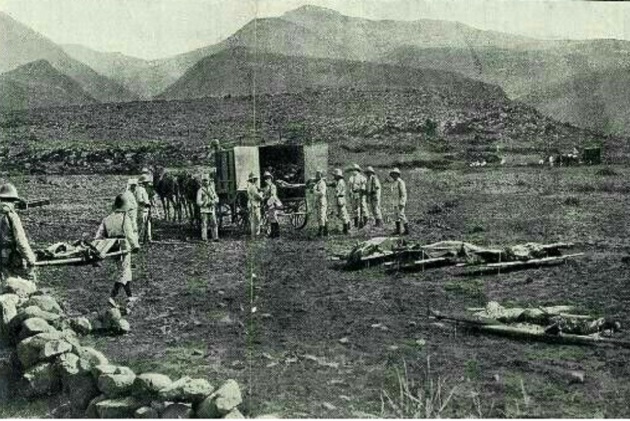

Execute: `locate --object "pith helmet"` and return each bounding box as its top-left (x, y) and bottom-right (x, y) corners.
top-left (0, 183), bottom-right (20, 201)
top-left (248, 172), bottom-right (258, 181)
top-left (332, 168), bottom-right (343, 178)
top-left (389, 168), bottom-right (401, 176)
top-left (263, 171), bottom-right (273, 179)
top-left (138, 174), bottom-right (151, 184)
top-left (315, 169), bottom-right (324, 179)
top-left (352, 163), bottom-right (362, 172)
top-left (112, 194), bottom-right (131, 212)
top-left (365, 166), bottom-right (375, 174)
top-left (127, 178), bottom-right (138, 186)
top-left (201, 174), bottom-right (210, 182)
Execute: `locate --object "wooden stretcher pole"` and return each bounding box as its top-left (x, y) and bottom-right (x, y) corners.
top-left (34, 250), bottom-right (130, 267)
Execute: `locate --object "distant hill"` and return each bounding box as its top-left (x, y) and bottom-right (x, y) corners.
top-left (520, 68), bottom-right (630, 134)
top-left (0, 11), bottom-right (137, 104)
top-left (157, 47), bottom-right (506, 101)
top-left (0, 60), bottom-right (96, 109)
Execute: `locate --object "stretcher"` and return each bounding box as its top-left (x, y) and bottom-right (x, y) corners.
top-left (34, 239), bottom-right (130, 267)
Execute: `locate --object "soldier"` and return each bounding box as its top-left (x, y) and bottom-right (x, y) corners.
top-left (347, 163), bottom-right (368, 228)
top-left (313, 170), bottom-right (328, 237)
top-left (122, 179), bottom-right (139, 235)
top-left (389, 168), bottom-right (409, 235)
top-left (0, 183), bottom-right (37, 283)
top-left (136, 175), bottom-right (153, 243)
top-left (95, 194), bottom-right (140, 305)
top-left (262, 172), bottom-right (282, 238)
top-left (196, 173), bottom-right (219, 242)
top-left (365, 166), bottom-right (383, 227)
top-left (247, 173), bottom-right (264, 238)
top-left (332, 168), bottom-right (350, 234)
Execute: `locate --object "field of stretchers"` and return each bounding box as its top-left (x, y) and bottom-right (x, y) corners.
top-left (6, 163), bottom-right (630, 417)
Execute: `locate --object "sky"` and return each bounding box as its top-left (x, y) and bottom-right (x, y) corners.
top-left (1, 0), bottom-right (630, 60)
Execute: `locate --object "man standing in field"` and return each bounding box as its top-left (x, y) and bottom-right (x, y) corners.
top-left (389, 168), bottom-right (409, 236)
top-left (365, 166), bottom-right (383, 227)
top-left (332, 168), bottom-right (350, 234)
top-left (136, 175), bottom-right (153, 244)
top-left (313, 170), bottom-right (328, 237)
top-left (348, 164), bottom-right (368, 228)
top-left (122, 179), bottom-right (139, 235)
top-left (95, 194), bottom-right (140, 306)
top-left (0, 183), bottom-right (37, 283)
top-left (262, 172), bottom-right (282, 238)
top-left (196, 173), bottom-right (219, 242)
top-left (247, 173), bottom-right (264, 238)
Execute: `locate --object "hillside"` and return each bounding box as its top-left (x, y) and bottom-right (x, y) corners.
top-left (157, 47), bottom-right (506, 100)
top-left (0, 12), bottom-right (137, 103)
top-left (0, 86), bottom-right (617, 174)
top-left (0, 60), bottom-right (96, 110)
top-left (520, 68), bottom-right (630, 134)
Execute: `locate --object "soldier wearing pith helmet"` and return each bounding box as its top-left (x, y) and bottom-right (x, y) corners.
top-left (0, 183), bottom-right (37, 283)
top-left (389, 168), bottom-right (409, 235)
top-left (196, 173), bottom-right (219, 242)
top-left (313, 169), bottom-right (328, 236)
top-left (332, 168), bottom-right (350, 234)
top-left (347, 163), bottom-right (368, 228)
top-left (247, 172), bottom-right (264, 238)
top-left (365, 166), bottom-right (383, 227)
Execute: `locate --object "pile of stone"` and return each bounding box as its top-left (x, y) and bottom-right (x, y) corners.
top-left (0, 277), bottom-right (245, 418)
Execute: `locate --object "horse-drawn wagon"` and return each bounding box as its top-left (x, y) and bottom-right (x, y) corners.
top-left (213, 143), bottom-right (328, 233)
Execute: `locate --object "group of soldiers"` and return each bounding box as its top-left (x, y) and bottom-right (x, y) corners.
top-left (242, 164), bottom-right (409, 239)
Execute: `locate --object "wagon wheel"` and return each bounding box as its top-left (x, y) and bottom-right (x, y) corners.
top-left (217, 203), bottom-right (235, 230)
top-left (288, 198), bottom-right (308, 230)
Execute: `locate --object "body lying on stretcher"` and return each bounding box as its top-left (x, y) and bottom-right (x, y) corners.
top-left (34, 239), bottom-right (129, 266)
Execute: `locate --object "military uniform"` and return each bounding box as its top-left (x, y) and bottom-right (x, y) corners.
top-left (263, 174), bottom-right (282, 238)
top-left (135, 180), bottom-right (151, 243)
top-left (313, 172), bottom-right (328, 236)
top-left (332, 169), bottom-right (350, 234)
top-left (196, 177), bottom-right (219, 241)
top-left (247, 174), bottom-right (264, 237)
top-left (0, 198), bottom-right (37, 283)
top-left (390, 168), bottom-right (409, 235)
top-left (122, 181), bottom-right (139, 235)
top-left (95, 195), bottom-right (140, 299)
top-left (348, 164), bottom-right (368, 227)
top-left (365, 167), bottom-right (383, 227)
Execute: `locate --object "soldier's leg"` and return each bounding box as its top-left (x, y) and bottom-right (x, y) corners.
top-left (372, 197), bottom-right (383, 226)
top-left (201, 212), bottom-right (208, 241)
top-left (209, 210), bottom-right (219, 241)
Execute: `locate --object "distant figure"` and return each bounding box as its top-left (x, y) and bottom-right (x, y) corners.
top-left (247, 173), bottom-right (264, 238)
top-left (389, 168), bottom-right (409, 236)
top-left (347, 164), bottom-right (368, 228)
top-left (0, 183), bottom-right (37, 283)
top-left (95, 194), bottom-right (140, 306)
top-left (262, 172), bottom-right (281, 238)
top-left (365, 166), bottom-right (383, 227)
top-left (313, 170), bottom-right (328, 237)
top-left (332, 168), bottom-right (350, 234)
top-left (136, 175), bottom-right (153, 243)
top-left (123, 179), bottom-right (139, 235)
top-left (196, 173), bottom-right (219, 242)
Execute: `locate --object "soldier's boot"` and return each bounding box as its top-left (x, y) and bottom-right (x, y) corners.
top-left (402, 223), bottom-right (410, 235)
top-left (393, 221), bottom-right (402, 235)
top-left (375, 218), bottom-right (383, 227)
top-left (343, 222), bottom-right (349, 234)
top-left (211, 227), bottom-right (219, 242)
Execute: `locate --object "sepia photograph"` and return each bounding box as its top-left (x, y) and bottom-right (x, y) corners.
top-left (0, 0), bottom-right (629, 418)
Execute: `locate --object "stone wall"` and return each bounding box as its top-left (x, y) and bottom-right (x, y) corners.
top-left (0, 276), bottom-right (245, 418)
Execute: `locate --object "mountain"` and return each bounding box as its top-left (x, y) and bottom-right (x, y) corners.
top-left (0, 60), bottom-right (96, 109)
top-left (520, 68), bottom-right (630, 134)
top-left (0, 11), bottom-right (137, 103)
top-left (157, 47), bottom-right (506, 101)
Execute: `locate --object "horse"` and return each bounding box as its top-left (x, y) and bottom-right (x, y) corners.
top-left (154, 167), bottom-right (181, 221)
top-left (176, 171), bottom-right (202, 229)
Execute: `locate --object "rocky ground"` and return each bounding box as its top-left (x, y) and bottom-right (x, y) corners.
top-left (5, 163), bottom-right (630, 417)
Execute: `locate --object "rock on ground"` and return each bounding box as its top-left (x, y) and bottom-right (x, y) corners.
top-left (23, 361), bottom-right (61, 396)
top-left (158, 376), bottom-right (214, 403)
top-left (4, 278), bottom-right (36, 298)
top-left (224, 409), bottom-right (245, 419)
top-left (24, 295), bottom-right (63, 315)
top-left (17, 331), bottom-right (70, 369)
top-left (76, 346), bottom-right (109, 368)
top-left (39, 339), bottom-right (73, 360)
top-left (98, 366), bottom-right (136, 397)
top-left (134, 406), bottom-right (159, 418)
top-left (85, 394), bottom-right (107, 418)
top-left (196, 379), bottom-right (242, 418)
top-left (68, 317), bottom-right (92, 336)
top-left (132, 373), bottom-right (172, 399)
top-left (95, 396), bottom-right (143, 418)
top-left (19, 317), bottom-right (57, 340)
top-left (161, 402), bottom-right (193, 419)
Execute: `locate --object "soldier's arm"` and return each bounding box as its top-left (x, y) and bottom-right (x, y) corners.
top-left (95, 220), bottom-right (107, 240)
top-left (8, 212), bottom-right (36, 265)
top-left (399, 181), bottom-right (408, 206)
top-left (196, 189), bottom-right (205, 207)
